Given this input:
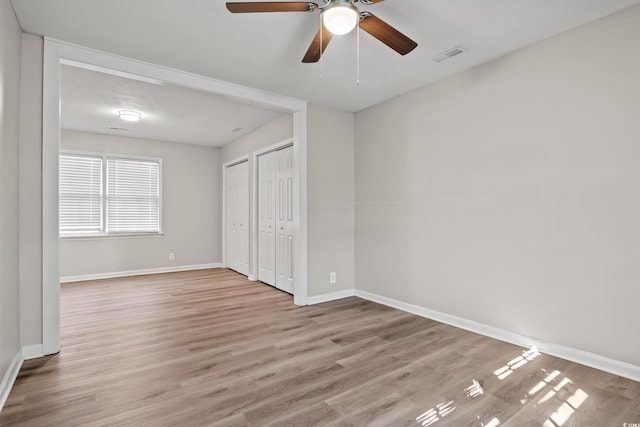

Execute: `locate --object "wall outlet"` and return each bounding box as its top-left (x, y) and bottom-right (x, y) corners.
top-left (330, 272), bottom-right (336, 284)
top-left (169, 252), bottom-right (175, 261)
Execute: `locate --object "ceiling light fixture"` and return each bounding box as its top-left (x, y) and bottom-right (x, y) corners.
top-left (322, 1), bottom-right (358, 35)
top-left (118, 110), bottom-right (141, 122)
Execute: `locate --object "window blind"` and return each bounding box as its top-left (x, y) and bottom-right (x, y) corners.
top-left (59, 154), bottom-right (103, 234)
top-left (106, 158), bottom-right (160, 233)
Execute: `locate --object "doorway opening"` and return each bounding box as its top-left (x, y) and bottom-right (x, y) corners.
top-left (42, 39), bottom-right (309, 356)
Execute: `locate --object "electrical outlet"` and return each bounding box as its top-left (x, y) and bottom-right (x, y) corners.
top-left (330, 272), bottom-right (336, 284)
top-left (169, 253), bottom-right (175, 261)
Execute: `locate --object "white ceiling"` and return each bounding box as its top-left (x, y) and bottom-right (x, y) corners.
top-left (12, 0), bottom-right (640, 114)
top-left (61, 63), bottom-right (286, 147)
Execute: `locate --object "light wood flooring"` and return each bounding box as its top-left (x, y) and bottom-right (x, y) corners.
top-left (1, 268), bottom-right (639, 426)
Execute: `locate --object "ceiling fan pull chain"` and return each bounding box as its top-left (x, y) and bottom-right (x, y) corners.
top-left (356, 14), bottom-right (360, 86)
top-left (320, 12), bottom-right (324, 79)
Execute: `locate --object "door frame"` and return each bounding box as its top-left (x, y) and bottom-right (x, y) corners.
top-left (222, 156), bottom-right (249, 275)
top-left (42, 39), bottom-right (309, 355)
top-left (252, 139), bottom-right (295, 290)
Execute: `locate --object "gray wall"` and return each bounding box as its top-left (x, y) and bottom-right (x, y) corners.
top-left (221, 114), bottom-right (292, 164)
top-left (60, 130), bottom-right (221, 277)
top-left (19, 33), bottom-right (43, 348)
top-left (307, 105), bottom-right (355, 296)
top-left (354, 6), bottom-right (640, 366)
top-left (0, 0), bottom-right (23, 380)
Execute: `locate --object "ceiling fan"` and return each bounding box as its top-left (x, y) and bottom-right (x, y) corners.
top-left (225, 0), bottom-right (418, 63)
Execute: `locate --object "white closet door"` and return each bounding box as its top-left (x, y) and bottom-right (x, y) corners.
top-left (237, 161), bottom-right (249, 275)
top-left (226, 163), bottom-right (238, 272)
top-left (226, 161), bottom-right (249, 276)
top-left (258, 151), bottom-right (276, 285)
top-left (275, 146), bottom-right (295, 293)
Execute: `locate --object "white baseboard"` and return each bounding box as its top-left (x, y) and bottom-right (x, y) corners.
top-left (60, 263), bottom-right (223, 283)
top-left (22, 345), bottom-right (44, 360)
top-left (247, 275), bottom-right (257, 282)
top-left (308, 288), bottom-right (355, 305)
top-left (0, 350), bottom-right (24, 413)
top-left (354, 290), bottom-right (640, 383)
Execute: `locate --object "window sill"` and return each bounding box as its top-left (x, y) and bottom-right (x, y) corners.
top-left (60, 232), bottom-right (164, 241)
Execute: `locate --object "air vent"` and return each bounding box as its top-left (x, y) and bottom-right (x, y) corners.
top-left (432, 46), bottom-right (466, 63)
top-left (107, 126), bottom-right (129, 131)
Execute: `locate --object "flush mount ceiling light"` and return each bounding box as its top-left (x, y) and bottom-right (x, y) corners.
top-left (118, 110), bottom-right (141, 122)
top-left (322, 1), bottom-right (358, 35)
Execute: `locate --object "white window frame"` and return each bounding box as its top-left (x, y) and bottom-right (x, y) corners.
top-left (59, 150), bottom-right (163, 239)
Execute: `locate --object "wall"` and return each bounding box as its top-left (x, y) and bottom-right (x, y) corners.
top-left (60, 130), bottom-right (221, 277)
top-left (307, 105), bottom-right (355, 297)
top-left (19, 33), bottom-right (43, 348)
top-left (355, 5), bottom-right (640, 367)
top-left (0, 0), bottom-right (23, 394)
top-left (221, 114), bottom-right (292, 164)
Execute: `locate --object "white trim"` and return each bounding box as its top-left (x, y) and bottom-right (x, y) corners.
top-left (248, 275), bottom-right (258, 281)
top-left (42, 38), bottom-right (309, 354)
top-left (22, 345), bottom-right (44, 360)
top-left (308, 289), bottom-right (355, 305)
top-left (354, 290), bottom-right (640, 383)
top-left (42, 38), bottom-right (61, 356)
top-left (293, 110), bottom-right (308, 306)
top-left (60, 263), bottom-right (223, 283)
top-left (0, 350), bottom-right (23, 412)
top-left (222, 155), bottom-right (250, 272)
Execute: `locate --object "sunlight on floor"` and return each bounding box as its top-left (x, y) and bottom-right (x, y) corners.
top-left (482, 417), bottom-right (500, 427)
top-left (494, 347), bottom-right (540, 380)
top-left (464, 379), bottom-right (484, 399)
top-left (414, 346), bottom-right (590, 426)
top-left (528, 370), bottom-right (561, 397)
top-left (415, 400), bottom-right (456, 426)
top-left (542, 387), bottom-right (588, 426)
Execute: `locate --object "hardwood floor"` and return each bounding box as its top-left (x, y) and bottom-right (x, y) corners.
top-left (1, 268), bottom-right (639, 426)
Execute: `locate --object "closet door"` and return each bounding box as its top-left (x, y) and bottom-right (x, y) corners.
top-left (236, 161), bottom-right (249, 275)
top-left (258, 151), bottom-right (276, 285)
top-left (226, 161), bottom-right (249, 276)
top-left (275, 146), bottom-right (294, 293)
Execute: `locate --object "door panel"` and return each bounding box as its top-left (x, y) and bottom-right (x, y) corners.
top-left (258, 151), bottom-right (276, 285)
top-left (275, 146), bottom-right (295, 293)
top-left (226, 161), bottom-right (249, 276)
top-left (258, 146), bottom-right (294, 293)
top-left (237, 161), bottom-right (249, 274)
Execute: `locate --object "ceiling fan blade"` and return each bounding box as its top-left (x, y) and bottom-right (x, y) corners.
top-left (302, 26), bottom-right (333, 63)
top-left (359, 12), bottom-right (417, 55)
top-left (226, 2), bottom-right (318, 13)
top-left (359, 0), bottom-right (386, 3)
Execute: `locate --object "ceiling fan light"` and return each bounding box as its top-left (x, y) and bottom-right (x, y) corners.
top-left (118, 110), bottom-right (141, 122)
top-left (323, 5), bottom-right (358, 35)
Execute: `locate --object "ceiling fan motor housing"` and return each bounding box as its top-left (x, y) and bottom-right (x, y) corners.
top-left (323, 0), bottom-right (359, 35)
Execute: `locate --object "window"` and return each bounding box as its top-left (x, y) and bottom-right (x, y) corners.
top-left (59, 152), bottom-right (161, 237)
top-left (59, 154), bottom-right (103, 234)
